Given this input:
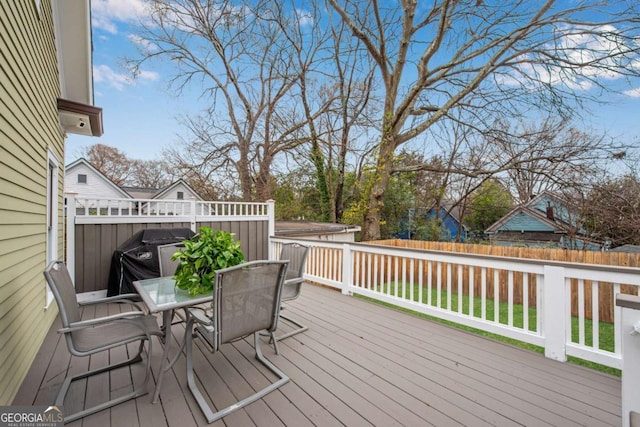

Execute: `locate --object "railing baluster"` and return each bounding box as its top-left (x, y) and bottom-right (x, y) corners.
top-left (523, 273), bottom-right (529, 331)
top-left (447, 263), bottom-right (452, 311)
top-left (410, 259), bottom-right (415, 302)
top-left (614, 283), bottom-right (622, 356)
top-left (427, 261), bottom-right (432, 306)
top-left (592, 280), bottom-right (599, 350)
top-left (437, 262), bottom-right (442, 309)
top-left (578, 279), bottom-right (585, 346)
top-left (508, 270), bottom-right (514, 327)
top-left (494, 270), bottom-right (500, 323)
top-left (469, 266), bottom-right (475, 318)
top-left (394, 256), bottom-right (399, 297)
top-left (418, 260), bottom-right (424, 304)
top-left (481, 267), bottom-right (487, 320)
top-left (401, 258), bottom-right (407, 299)
top-left (457, 264), bottom-right (463, 314)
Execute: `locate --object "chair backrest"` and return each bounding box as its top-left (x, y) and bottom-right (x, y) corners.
top-left (157, 243), bottom-right (184, 276)
top-left (214, 260), bottom-right (288, 348)
top-left (279, 243), bottom-right (309, 301)
top-left (43, 261), bottom-right (81, 327)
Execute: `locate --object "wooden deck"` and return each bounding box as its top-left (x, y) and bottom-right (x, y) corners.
top-left (14, 284), bottom-right (621, 426)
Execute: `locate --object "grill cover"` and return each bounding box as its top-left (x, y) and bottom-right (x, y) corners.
top-left (107, 228), bottom-right (195, 296)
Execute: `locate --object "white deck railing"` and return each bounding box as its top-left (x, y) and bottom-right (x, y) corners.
top-left (68, 196), bottom-right (271, 224)
top-left (271, 237), bottom-right (640, 370)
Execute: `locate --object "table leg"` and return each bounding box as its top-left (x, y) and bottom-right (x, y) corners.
top-left (152, 309), bottom-right (173, 403)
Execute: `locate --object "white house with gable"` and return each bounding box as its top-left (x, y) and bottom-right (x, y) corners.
top-left (66, 158), bottom-right (131, 199)
top-left (65, 158), bottom-right (203, 214)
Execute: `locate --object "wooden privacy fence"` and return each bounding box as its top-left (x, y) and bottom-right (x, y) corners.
top-left (367, 239), bottom-right (640, 323)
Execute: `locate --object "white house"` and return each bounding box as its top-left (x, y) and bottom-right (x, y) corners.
top-left (65, 158), bottom-right (131, 199)
top-left (65, 158), bottom-right (203, 204)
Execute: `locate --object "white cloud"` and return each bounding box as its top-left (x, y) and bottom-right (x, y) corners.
top-left (296, 8), bottom-right (314, 26)
top-left (93, 64), bottom-right (158, 91)
top-left (91, 0), bottom-right (149, 34)
top-left (624, 87), bottom-right (640, 98)
top-left (499, 24), bottom-right (638, 92)
top-left (128, 34), bottom-right (158, 52)
top-left (136, 69), bottom-right (160, 81)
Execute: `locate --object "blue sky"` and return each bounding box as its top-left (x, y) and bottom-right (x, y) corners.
top-left (66, 0), bottom-right (640, 164)
top-left (66, 0), bottom-right (207, 162)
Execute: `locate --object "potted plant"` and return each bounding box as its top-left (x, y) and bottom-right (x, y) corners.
top-left (172, 227), bottom-right (245, 296)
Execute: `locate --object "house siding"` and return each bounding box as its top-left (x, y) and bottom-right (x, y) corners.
top-left (0, 0), bottom-right (63, 404)
top-left (529, 195), bottom-right (572, 223)
top-left (157, 183), bottom-right (199, 200)
top-left (66, 162), bottom-right (131, 199)
top-left (496, 212), bottom-right (555, 232)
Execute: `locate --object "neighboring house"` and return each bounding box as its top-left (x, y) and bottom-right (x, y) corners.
top-left (65, 158), bottom-right (203, 206)
top-left (275, 220), bottom-right (361, 242)
top-left (397, 202), bottom-right (468, 242)
top-left (124, 180), bottom-right (203, 201)
top-left (65, 158), bottom-right (131, 199)
top-left (485, 192), bottom-right (602, 250)
top-left (608, 244), bottom-right (640, 253)
top-left (0, 0), bottom-right (101, 405)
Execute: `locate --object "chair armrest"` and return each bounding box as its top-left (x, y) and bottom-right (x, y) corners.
top-left (79, 294), bottom-right (146, 313)
top-left (59, 311), bottom-right (147, 333)
top-left (78, 294), bottom-right (141, 307)
top-left (187, 307), bottom-right (212, 326)
top-left (284, 277), bottom-right (303, 286)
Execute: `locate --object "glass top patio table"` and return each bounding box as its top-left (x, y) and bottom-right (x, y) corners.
top-left (133, 276), bottom-right (212, 314)
top-left (133, 276), bottom-right (213, 403)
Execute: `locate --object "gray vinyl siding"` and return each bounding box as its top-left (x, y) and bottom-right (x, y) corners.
top-left (0, 0), bottom-right (64, 404)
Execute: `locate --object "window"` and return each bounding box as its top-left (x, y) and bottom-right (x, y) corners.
top-left (78, 174), bottom-right (87, 184)
top-left (177, 191), bottom-right (184, 200)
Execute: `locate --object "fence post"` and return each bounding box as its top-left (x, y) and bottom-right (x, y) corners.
top-left (543, 265), bottom-right (567, 362)
top-left (65, 194), bottom-right (76, 283)
top-left (267, 200), bottom-right (275, 260)
top-left (617, 294), bottom-right (640, 427)
top-left (189, 199), bottom-right (197, 232)
top-left (341, 243), bottom-right (352, 295)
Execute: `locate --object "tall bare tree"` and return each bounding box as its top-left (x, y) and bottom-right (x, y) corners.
top-left (83, 144), bottom-right (135, 186)
top-left (130, 0), bottom-right (326, 201)
top-left (485, 118), bottom-right (625, 204)
top-left (328, 0), bottom-right (640, 239)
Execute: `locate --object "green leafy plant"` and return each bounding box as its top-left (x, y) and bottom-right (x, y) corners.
top-left (172, 227), bottom-right (245, 296)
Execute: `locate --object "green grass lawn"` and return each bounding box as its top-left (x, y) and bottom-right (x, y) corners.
top-left (361, 282), bottom-right (620, 376)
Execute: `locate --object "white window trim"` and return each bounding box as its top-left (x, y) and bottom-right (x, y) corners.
top-left (45, 149), bottom-right (60, 309)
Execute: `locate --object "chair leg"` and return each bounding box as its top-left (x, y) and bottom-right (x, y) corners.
top-left (275, 313), bottom-right (309, 342)
top-left (186, 329), bottom-right (289, 424)
top-left (270, 331), bottom-right (280, 355)
top-left (58, 339), bottom-right (153, 424)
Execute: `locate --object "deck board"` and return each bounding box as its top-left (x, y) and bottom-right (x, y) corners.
top-left (13, 283), bottom-right (622, 426)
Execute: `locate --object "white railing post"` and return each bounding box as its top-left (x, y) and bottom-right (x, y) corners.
top-left (341, 243), bottom-right (352, 295)
top-left (65, 194), bottom-right (76, 283)
top-left (267, 200), bottom-right (275, 260)
top-left (190, 199), bottom-right (197, 232)
top-left (617, 294), bottom-right (640, 427)
top-left (543, 265), bottom-right (567, 362)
